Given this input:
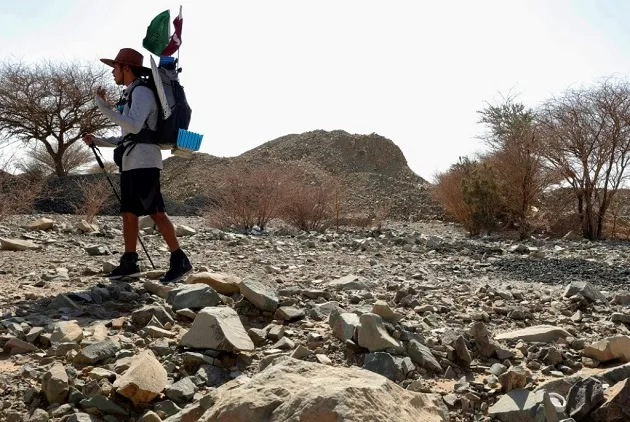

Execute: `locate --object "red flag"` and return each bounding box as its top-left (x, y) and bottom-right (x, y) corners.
top-left (161, 6), bottom-right (183, 56)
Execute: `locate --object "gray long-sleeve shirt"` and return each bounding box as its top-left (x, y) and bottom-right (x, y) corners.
top-left (93, 79), bottom-right (163, 171)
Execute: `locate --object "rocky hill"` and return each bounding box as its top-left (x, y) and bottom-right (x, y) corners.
top-left (161, 130), bottom-right (443, 220)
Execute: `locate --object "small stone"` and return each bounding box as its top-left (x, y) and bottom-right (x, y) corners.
top-left (274, 306), bottom-right (305, 322)
top-left (28, 408), bottom-right (49, 422)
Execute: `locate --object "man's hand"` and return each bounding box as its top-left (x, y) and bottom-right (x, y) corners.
top-left (83, 134), bottom-right (95, 146)
top-left (96, 86), bottom-right (108, 102)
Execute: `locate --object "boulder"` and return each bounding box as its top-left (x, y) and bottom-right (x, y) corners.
top-left (42, 363), bottom-right (69, 404)
top-left (590, 379), bottom-right (630, 421)
top-left (566, 377), bottom-right (605, 420)
top-left (180, 307), bottom-right (255, 352)
top-left (74, 339), bottom-right (121, 365)
top-left (408, 340), bottom-right (442, 373)
top-left (27, 217), bottom-right (54, 231)
top-left (495, 325), bottom-right (570, 343)
top-left (113, 350), bottom-right (167, 405)
top-left (0, 238), bottom-right (40, 251)
top-left (185, 272), bottom-right (241, 295)
top-left (198, 356), bottom-right (448, 422)
top-left (488, 389), bottom-right (559, 422)
top-left (50, 321), bottom-right (83, 344)
top-left (330, 312), bottom-right (360, 342)
top-left (357, 313), bottom-right (401, 352)
top-left (166, 284), bottom-right (221, 311)
top-left (239, 276), bottom-right (279, 312)
top-left (583, 336), bottom-right (630, 364)
top-left (564, 281), bottom-right (608, 303)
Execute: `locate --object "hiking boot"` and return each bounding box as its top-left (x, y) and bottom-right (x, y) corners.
top-left (105, 252), bottom-right (141, 280)
top-left (160, 249), bottom-right (193, 284)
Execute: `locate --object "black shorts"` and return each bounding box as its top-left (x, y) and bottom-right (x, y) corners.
top-left (120, 168), bottom-right (166, 216)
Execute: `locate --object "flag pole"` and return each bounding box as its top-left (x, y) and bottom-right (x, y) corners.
top-left (177, 5), bottom-right (182, 66)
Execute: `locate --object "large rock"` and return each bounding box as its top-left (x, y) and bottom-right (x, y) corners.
top-left (488, 389), bottom-right (559, 422)
top-left (5, 337), bottom-right (38, 354)
top-left (239, 276), bottom-right (279, 312)
top-left (583, 336), bottom-right (630, 364)
top-left (357, 313), bottom-right (401, 352)
top-left (564, 281), bottom-right (608, 303)
top-left (469, 322), bottom-right (498, 358)
top-left (166, 284), bottom-right (221, 311)
top-left (180, 307), bottom-right (255, 352)
top-left (50, 321), bottom-right (83, 344)
top-left (590, 379), bottom-right (630, 421)
top-left (27, 217), bottom-right (54, 231)
top-left (371, 300), bottom-right (404, 322)
top-left (330, 312), bottom-right (360, 342)
top-left (74, 339), bottom-right (121, 365)
top-left (0, 238), bottom-right (41, 251)
top-left (495, 325), bottom-right (570, 343)
top-left (42, 363), bottom-right (69, 404)
top-left (113, 350), bottom-right (167, 405)
top-left (131, 305), bottom-right (175, 328)
top-left (198, 356), bottom-right (448, 422)
top-left (408, 340), bottom-right (442, 373)
top-left (185, 272), bottom-right (241, 295)
top-left (566, 377), bottom-right (605, 420)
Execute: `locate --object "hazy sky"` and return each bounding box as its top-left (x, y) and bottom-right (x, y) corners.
top-left (2, 0), bottom-right (630, 181)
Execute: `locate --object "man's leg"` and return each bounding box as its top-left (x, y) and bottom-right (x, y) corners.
top-left (151, 211), bottom-right (193, 284)
top-left (104, 170), bottom-right (141, 280)
top-left (150, 211), bottom-right (179, 252)
top-left (122, 212), bottom-right (139, 252)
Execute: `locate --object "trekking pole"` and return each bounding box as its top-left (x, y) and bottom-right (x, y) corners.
top-left (89, 143), bottom-right (156, 270)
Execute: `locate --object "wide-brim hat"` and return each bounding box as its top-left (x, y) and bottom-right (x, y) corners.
top-left (100, 48), bottom-right (151, 73)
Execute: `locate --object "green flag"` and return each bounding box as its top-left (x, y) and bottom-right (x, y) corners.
top-left (143, 10), bottom-right (170, 56)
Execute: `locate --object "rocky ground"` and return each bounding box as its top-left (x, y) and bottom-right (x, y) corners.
top-left (2, 215), bottom-right (630, 421)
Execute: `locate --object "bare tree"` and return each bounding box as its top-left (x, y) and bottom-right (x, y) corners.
top-left (0, 59), bottom-right (118, 177)
top-left (478, 95), bottom-right (556, 239)
top-left (537, 77), bottom-right (630, 239)
top-left (16, 142), bottom-right (93, 176)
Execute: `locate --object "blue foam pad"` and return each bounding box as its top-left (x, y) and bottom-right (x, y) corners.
top-left (176, 129), bottom-right (204, 151)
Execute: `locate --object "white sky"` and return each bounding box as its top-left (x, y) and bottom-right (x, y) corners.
top-left (3, 0), bottom-right (630, 181)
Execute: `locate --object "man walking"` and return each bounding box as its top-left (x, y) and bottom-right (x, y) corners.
top-left (83, 48), bottom-right (192, 284)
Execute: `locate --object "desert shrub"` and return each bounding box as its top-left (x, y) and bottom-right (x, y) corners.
top-left (206, 163), bottom-right (290, 231)
top-left (0, 151), bottom-right (43, 219)
top-left (73, 178), bottom-right (112, 223)
top-left (0, 172), bottom-right (43, 220)
top-left (282, 186), bottom-right (329, 232)
top-left (461, 160), bottom-right (503, 235)
top-left (431, 157), bottom-right (502, 235)
top-left (205, 161), bottom-right (348, 233)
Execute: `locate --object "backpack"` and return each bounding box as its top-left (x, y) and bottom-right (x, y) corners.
top-left (125, 57), bottom-right (192, 150)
